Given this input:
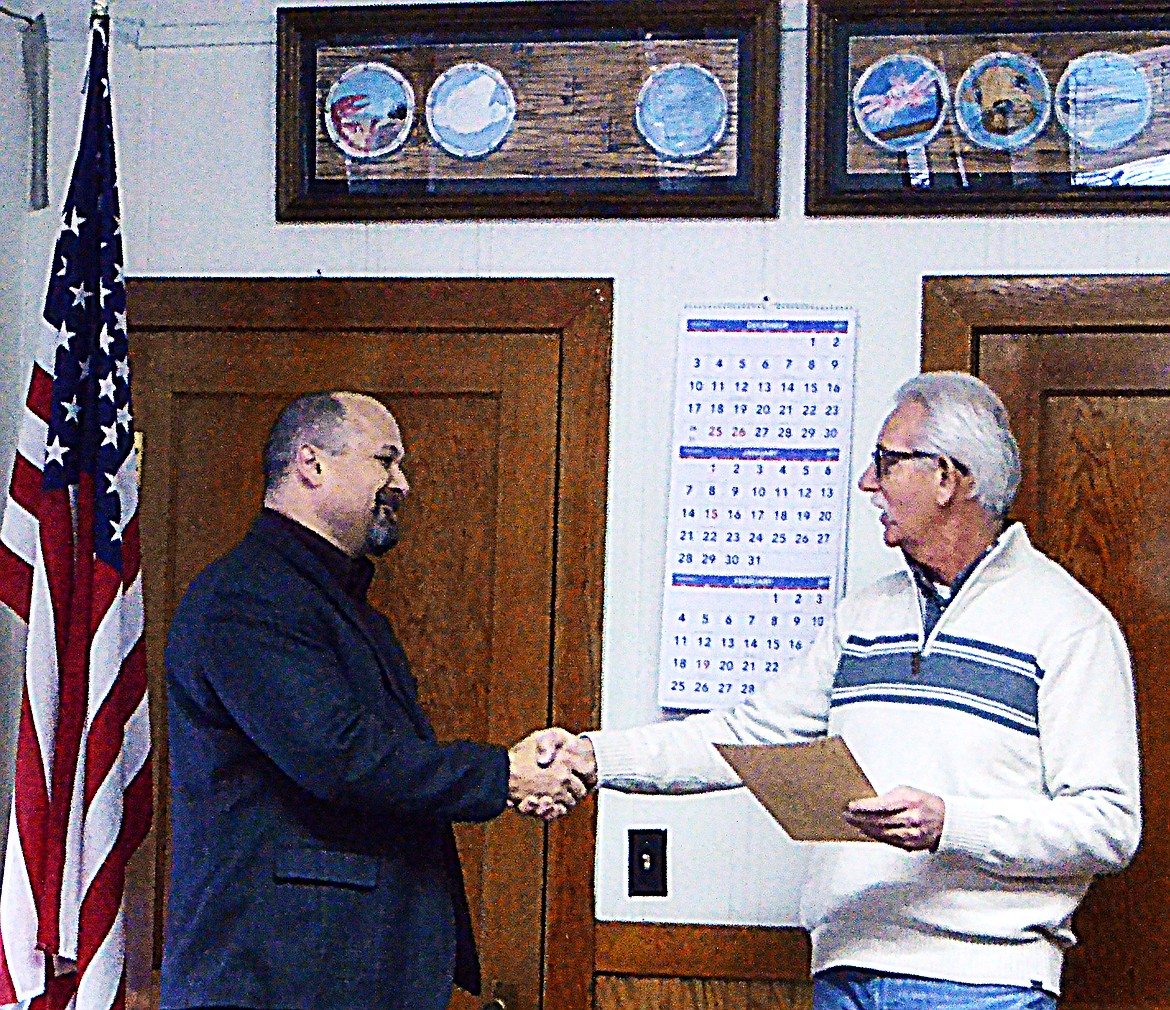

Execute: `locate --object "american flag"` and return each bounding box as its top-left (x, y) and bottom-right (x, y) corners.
top-left (0, 10), bottom-right (152, 1010)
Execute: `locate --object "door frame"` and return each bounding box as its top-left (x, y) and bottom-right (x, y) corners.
top-left (922, 274), bottom-right (1170, 372)
top-left (125, 277), bottom-right (611, 1010)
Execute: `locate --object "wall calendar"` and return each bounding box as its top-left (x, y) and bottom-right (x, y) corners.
top-left (658, 305), bottom-right (858, 710)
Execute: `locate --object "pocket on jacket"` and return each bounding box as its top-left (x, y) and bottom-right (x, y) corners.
top-left (273, 844), bottom-right (379, 889)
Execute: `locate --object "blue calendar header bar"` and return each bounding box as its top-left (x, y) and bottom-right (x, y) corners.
top-left (687, 318), bottom-right (850, 333)
top-left (680, 446), bottom-right (840, 461)
top-left (672, 574), bottom-right (833, 590)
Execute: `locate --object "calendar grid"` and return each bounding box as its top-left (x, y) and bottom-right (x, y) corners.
top-left (658, 305), bottom-right (858, 710)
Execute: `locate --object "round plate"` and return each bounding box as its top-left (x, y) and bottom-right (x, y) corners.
top-left (1056, 51), bottom-right (1152, 152)
top-left (851, 52), bottom-right (949, 153)
top-left (635, 62), bottom-right (729, 159)
top-left (954, 52), bottom-right (1052, 152)
top-left (324, 62), bottom-right (415, 160)
top-left (426, 62), bottom-right (517, 159)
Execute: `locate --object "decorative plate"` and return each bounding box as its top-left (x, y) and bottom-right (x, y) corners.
top-left (425, 62), bottom-right (516, 159)
top-left (635, 62), bottom-right (729, 159)
top-left (851, 52), bottom-right (949, 153)
top-left (954, 52), bottom-right (1051, 152)
top-left (1056, 51), bottom-right (1152, 152)
top-left (324, 62), bottom-right (415, 159)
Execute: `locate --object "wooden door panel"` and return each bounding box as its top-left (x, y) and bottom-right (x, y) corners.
top-left (1042, 395), bottom-right (1170, 1006)
top-left (160, 331), bottom-right (519, 394)
top-left (379, 393), bottom-right (501, 742)
top-left (127, 279), bottom-right (612, 1010)
top-left (924, 277), bottom-right (1170, 1009)
top-left (981, 333), bottom-right (1170, 523)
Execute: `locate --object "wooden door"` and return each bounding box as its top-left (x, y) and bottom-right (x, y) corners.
top-left (125, 279), bottom-right (610, 1010)
top-left (923, 275), bottom-right (1170, 1009)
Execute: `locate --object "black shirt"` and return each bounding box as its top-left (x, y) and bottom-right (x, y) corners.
top-left (259, 507), bottom-right (375, 602)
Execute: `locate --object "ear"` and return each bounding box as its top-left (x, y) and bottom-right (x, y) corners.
top-left (293, 444), bottom-right (325, 488)
top-left (935, 457), bottom-right (966, 508)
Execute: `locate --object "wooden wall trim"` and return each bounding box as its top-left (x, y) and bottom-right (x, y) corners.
top-left (594, 922), bottom-right (811, 981)
top-left (920, 279), bottom-right (979, 373)
top-left (922, 274), bottom-right (1170, 372)
top-left (541, 282), bottom-right (611, 1010)
top-left (128, 277), bottom-right (609, 333)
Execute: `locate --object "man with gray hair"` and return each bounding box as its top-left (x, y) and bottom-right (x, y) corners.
top-left (540, 371), bottom-right (1140, 1009)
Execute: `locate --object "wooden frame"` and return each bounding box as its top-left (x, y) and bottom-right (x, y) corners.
top-left (922, 274), bottom-right (1170, 369)
top-left (807, 0), bottom-right (1170, 216)
top-left (276, 0), bottom-right (778, 221)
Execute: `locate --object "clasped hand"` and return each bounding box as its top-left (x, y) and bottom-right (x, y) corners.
top-left (507, 728), bottom-right (597, 823)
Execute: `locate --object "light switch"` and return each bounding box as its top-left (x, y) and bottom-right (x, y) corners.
top-left (628, 828), bottom-right (667, 897)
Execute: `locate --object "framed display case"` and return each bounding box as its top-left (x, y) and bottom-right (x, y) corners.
top-left (276, 0), bottom-right (778, 221)
top-left (807, 0), bottom-right (1170, 215)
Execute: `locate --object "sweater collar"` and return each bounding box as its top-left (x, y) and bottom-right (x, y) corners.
top-left (903, 522), bottom-right (1029, 605)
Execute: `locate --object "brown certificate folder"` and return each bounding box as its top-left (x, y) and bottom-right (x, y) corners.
top-left (715, 737), bottom-right (877, 842)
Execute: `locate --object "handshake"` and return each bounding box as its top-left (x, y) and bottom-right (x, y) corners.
top-left (507, 728), bottom-right (597, 823)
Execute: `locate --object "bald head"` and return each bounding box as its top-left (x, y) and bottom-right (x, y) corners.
top-left (263, 392), bottom-right (349, 493)
top-left (263, 391), bottom-right (409, 556)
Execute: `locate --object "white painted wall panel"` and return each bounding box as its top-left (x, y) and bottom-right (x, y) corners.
top-left (0, 13), bottom-right (33, 857)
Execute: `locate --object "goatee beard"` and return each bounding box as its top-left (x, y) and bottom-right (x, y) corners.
top-left (365, 488), bottom-right (404, 556)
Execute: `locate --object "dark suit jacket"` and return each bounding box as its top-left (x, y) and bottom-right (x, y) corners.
top-left (160, 513), bottom-right (509, 1010)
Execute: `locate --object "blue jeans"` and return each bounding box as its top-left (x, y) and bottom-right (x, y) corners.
top-left (814, 968), bottom-right (1057, 1010)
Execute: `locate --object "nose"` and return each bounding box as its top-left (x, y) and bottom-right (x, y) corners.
top-left (386, 463), bottom-right (409, 496)
top-left (858, 461), bottom-right (879, 493)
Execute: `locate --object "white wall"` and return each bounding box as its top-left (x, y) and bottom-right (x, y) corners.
top-left (8, 0), bottom-right (1170, 923)
top-left (0, 10), bottom-right (35, 853)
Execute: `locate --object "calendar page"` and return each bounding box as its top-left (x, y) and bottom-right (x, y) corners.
top-left (658, 305), bottom-right (858, 710)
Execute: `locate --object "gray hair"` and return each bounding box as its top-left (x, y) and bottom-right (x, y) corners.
top-left (894, 372), bottom-right (1021, 518)
top-left (262, 392), bottom-right (351, 492)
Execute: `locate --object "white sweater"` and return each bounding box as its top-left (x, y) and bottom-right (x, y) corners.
top-left (588, 524), bottom-right (1140, 994)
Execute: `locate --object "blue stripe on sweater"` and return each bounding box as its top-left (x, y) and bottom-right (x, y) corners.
top-left (934, 632), bottom-right (1044, 679)
top-left (832, 649), bottom-right (1040, 735)
top-left (845, 632), bottom-right (919, 648)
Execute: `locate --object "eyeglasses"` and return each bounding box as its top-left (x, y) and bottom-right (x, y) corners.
top-left (871, 445), bottom-right (969, 480)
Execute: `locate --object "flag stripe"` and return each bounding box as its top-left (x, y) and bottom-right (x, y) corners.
top-left (28, 361), bottom-right (55, 419)
top-left (81, 685), bottom-right (149, 901)
top-left (85, 609), bottom-right (144, 810)
top-left (23, 542), bottom-right (59, 794)
top-left (0, 543), bottom-right (33, 623)
top-left (1, 693), bottom-right (48, 1001)
top-left (7, 454), bottom-right (45, 526)
top-left (119, 514), bottom-right (139, 585)
top-left (0, 806), bottom-right (42, 1001)
top-left (88, 575), bottom-right (142, 729)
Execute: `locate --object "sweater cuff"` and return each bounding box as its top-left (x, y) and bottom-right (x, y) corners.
top-left (581, 729), bottom-right (644, 788)
top-left (937, 795), bottom-right (994, 858)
